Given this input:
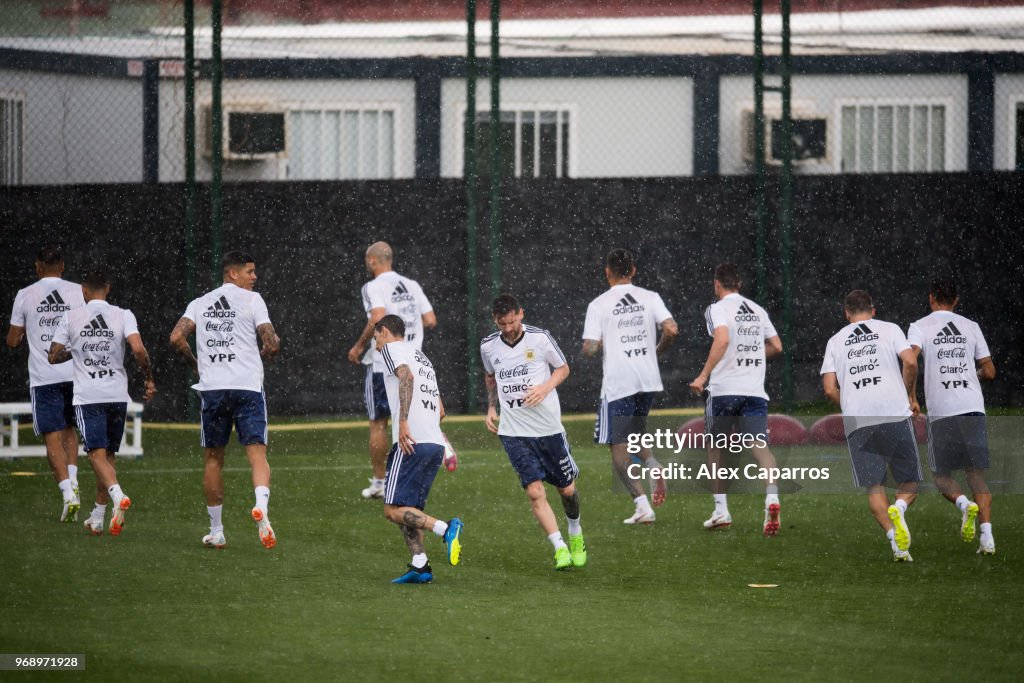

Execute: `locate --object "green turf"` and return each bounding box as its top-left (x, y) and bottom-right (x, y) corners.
top-left (1, 420), bottom-right (1022, 682)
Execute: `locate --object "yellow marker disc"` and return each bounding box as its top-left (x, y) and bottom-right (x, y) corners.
top-left (10, 471), bottom-right (38, 476)
top-left (747, 584), bottom-right (779, 588)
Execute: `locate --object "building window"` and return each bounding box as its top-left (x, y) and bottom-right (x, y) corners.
top-left (838, 102), bottom-right (946, 173)
top-left (1016, 101), bottom-right (1024, 172)
top-left (475, 108), bottom-right (570, 178)
top-left (287, 107), bottom-right (395, 180)
top-left (1, 94), bottom-right (24, 186)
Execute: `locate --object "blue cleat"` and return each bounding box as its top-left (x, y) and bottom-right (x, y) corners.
top-left (444, 517), bottom-right (464, 566)
top-left (392, 564), bottom-right (433, 584)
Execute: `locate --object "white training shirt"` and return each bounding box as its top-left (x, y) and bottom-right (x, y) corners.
top-left (704, 293), bottom-right (778, 399)
top-left (9, 277), bottom-right (85, 387)
top-left (183, 283), bottom-right (271, 393)
top-left (481, 325), bottom-right (567, 437)
top-left (360, 271), bottom-right (433, 371)
top-left (52, 300), bottom-right (138, 405)
top-left (582, 283), bottom-right (673, 401)
top-left (821, 318), bottom-right (912, 435)
top-left (907, 311), bottom-right (990, 418)
top-left (378, 340), bottom-right (445, 447)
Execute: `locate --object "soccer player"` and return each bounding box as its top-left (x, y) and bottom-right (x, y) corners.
top-left (688, 263), bottom-right (783, 535)
top-left (908, 280), bottom-right (997, 555)
top-left (7, 245), bottom-right (85, 522)
top-left (346, 242), bottom-right (436, 500)
top-left (373, 315), bottom-right (463, 584)
top-left (582, 248), bottom-right (678, 524)
top-left (821, 290), bottom-right (921, 562)
top-left (482, 294), bottom-right (585, 570)
top-left (48, 270), bottom-right (156, 536)
top-left (169, 251), bottom-right (281, 549)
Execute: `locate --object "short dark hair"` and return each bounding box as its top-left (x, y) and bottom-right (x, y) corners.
top-left (492, 294), bottom-right (521, 318)
top-left (36, 245), bottom-right (64, 266)
top-left (844, 289), bottom-right (874, 314)
top-left (374, 314), bottom-right (406, 338)
top-left (714, 263), bottom-right (741, 291)
top-left (82, 270), bottom-right (109, 291)
top-left (606, 248), bottom-right (635, 279)
top-left (222, 250), bottom-right (254, 272)
top-left (930, 279), bottom-right (958, 305)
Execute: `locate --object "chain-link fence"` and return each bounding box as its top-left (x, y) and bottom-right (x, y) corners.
top-left (3, 1), bottom-right (1022, 188)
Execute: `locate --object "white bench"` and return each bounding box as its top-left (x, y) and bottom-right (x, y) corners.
top-left (0, 401), bottom-right (144, 459)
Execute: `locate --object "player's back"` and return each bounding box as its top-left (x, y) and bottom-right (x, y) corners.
top-left (185, 283), bottom-right (270, 392)
top-left (11, 277), bottom-right (84, 387)
top-left (584, 284), bottom-right (670, 401)
top-left (362, 271), bottom-right (432, 349)
top-left (379, 340), bottom-right (445, 446)
top-left (908, 311), bottom-right (988, 418)
top-left (61, 301), bottom-right (135, 405)
top-left (704, 293), bottom-right (776, 399)
top-left (823, 318), bottom-right (911, 431)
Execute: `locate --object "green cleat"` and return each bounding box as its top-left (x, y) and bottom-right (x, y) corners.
top-left (569, 534), bottom-right (587, 568)
top-left (554, 546), bottom-right (572, 570)
top-left (887, 504), bottom-right (911, 551)
top-left (961, 502), bottom-right (979, 543)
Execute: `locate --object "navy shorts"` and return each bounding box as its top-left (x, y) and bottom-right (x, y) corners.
top-left (594, 392), bottom-right (657, 445)
top-left (31, 381), bottom-right (75, 436)
top-left (705, 394), bottom-right (769, 440)
top-left (74, 402), bottom-right (126, 453)
top-left (199, 390), bottom-right (268, 448)
top-left (365, 367), bottom-right (391, 421)
top-left (926, 413), bottom-right (990, 475)
top-left (499, 433), bottom-right (579, 489)
top-left (384, 442), bottom-right (444, 509)
top-left (846, 419), bottom-right (923, 488)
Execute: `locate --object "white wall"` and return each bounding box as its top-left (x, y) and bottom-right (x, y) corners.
top-left (719, 74), bottom-right (969, 175)
top-left (994, 73), bottom-right (1024, 171)
top-left (441, 77), bottom-right (693, 178)
top-left (158, 78), bottom-right (417, 182)
top-left (1, 68), bottom-right (143, 185)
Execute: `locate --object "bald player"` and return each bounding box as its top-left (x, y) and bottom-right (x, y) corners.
top-left (347, 242), bottom-right (437, 500)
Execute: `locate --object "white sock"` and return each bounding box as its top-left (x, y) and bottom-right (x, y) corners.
top-left (547, 531), bottom-right (567, 550)
top-left (372, 477), bottom-right (385, 487)
top-left (107, 484), bottom-right (124, 506)
top-left (67, 464), bottom-right (79, 485)
top-left (980, 522), bottom-right (993, 538)
top-left (411, 553), bottom-right (428, 569)
top-left (58, 478), bottom-right (73, 499)
top-left (254, 486), bottom-right (270, 514)
top-left (91, 503), bottom-right (106, 520)
top-left (644, 456), bottom-right (662, 470)
top-left (954, 494), bottom-right (969, 511)
top-left (765, 491), bottom-right (780, 507)
top-left (208, 505), bottom-right (224, 533)
top-left (634, 494), bottom-right (652, 513)
top-left (886, 528), bottom-right (898, 552)
top-left (567, 516), bottom-right (582, 536)
top-left (714, 493), bottom-right (729, 514)
top-left (432, 519), bottom-right (448, 537)
top-left (895, 499), bottom-right (908, 514)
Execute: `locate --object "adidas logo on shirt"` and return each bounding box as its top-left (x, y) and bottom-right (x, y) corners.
top-left (36, 290), bottom-right (71, 313)
top-left (932, 322), bottom-right (967, 345)
top-left (734, 301), bottom-right (759, 322)
top-left (844, 322), bottom-right (879, 346)
top-left (391, 282), bottom-right (414, 303)
top-left (203, 295), bottom-right (236, 319)
top-left (79, 314), bottom-right (114, 338)
top-left (612, 293), bottom-right (644, 315)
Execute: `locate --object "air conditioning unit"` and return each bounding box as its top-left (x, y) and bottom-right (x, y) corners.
top-left (202, 104), bottom-right (287, 160)
top-left (742, 106), bottom-right (827, 165)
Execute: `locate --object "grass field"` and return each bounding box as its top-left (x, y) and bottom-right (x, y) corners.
top-left (1, 418), bottom-right (1022, 682)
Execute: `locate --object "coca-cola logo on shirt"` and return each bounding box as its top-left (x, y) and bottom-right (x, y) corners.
top-left (498, 364), bottom-right (530, 380)
top-left (847, 344), bottom-right (877, 359)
